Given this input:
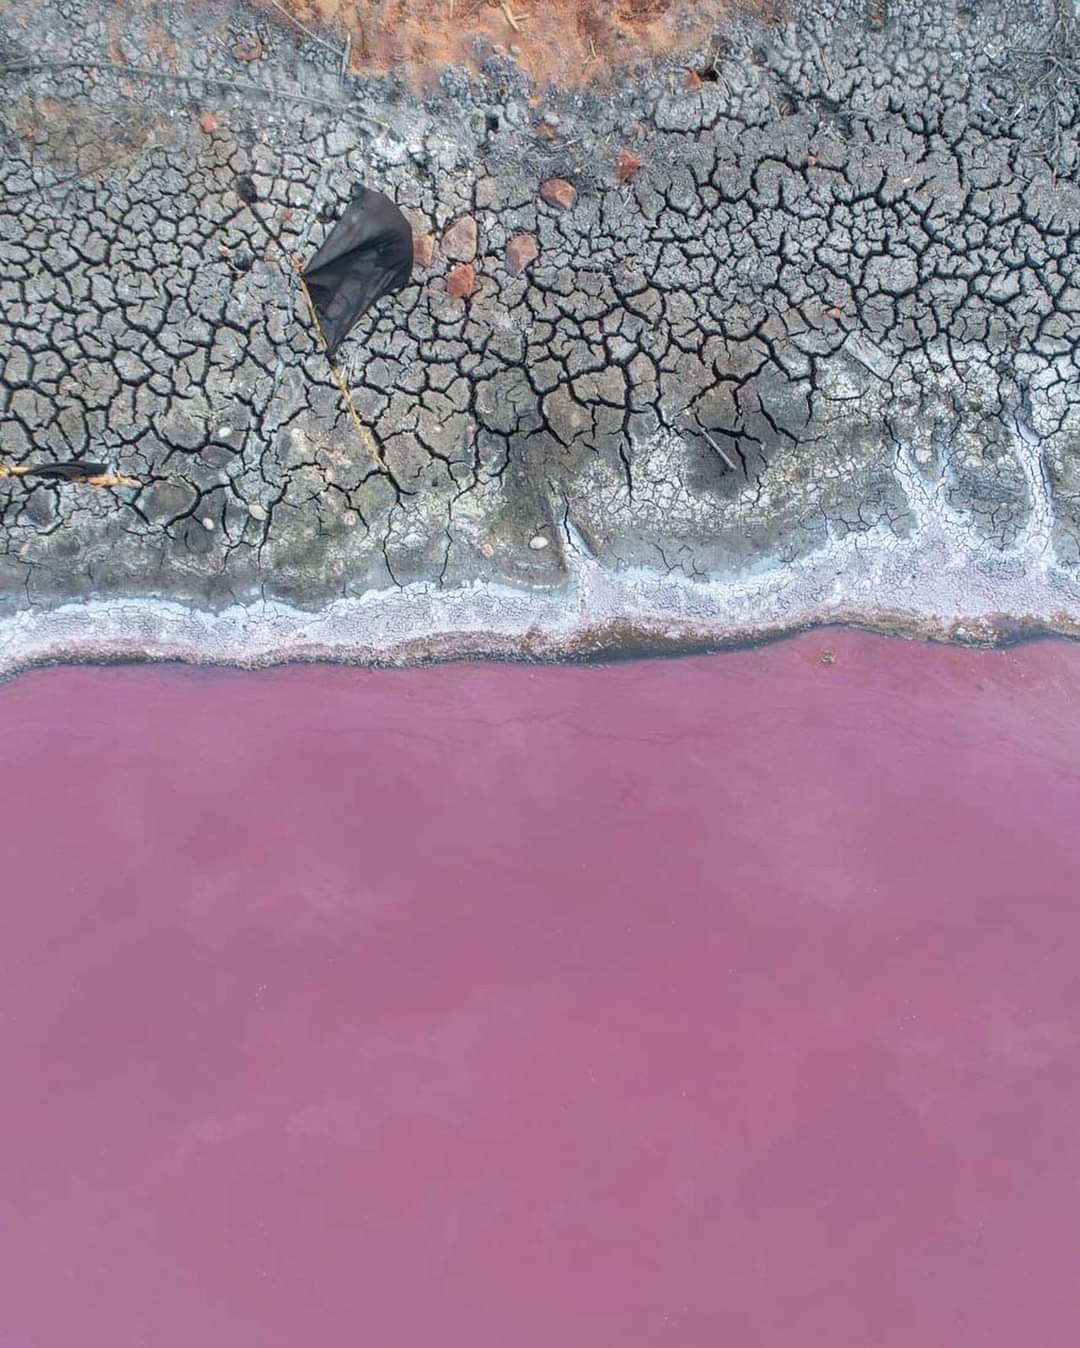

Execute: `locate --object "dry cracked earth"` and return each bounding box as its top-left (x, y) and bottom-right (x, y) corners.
top-left (1, 0), bottom-right (1079, 668)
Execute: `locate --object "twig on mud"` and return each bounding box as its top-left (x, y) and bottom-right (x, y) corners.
top-left (292, 255), bottom-right (387, 473)
top-left (263, 0), bottom-right (348, 61)
top-left (988, 12), bottom-right (1080, 179)
top-left (698, 426), bottom-right (739, 474)
top-left (0, 56), bottom-right (389, 126)
top-left (500, 2), bottom-right (527, 32)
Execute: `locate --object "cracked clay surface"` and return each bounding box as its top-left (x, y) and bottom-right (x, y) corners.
top-left (1, 0), bottom-right (1079, 668)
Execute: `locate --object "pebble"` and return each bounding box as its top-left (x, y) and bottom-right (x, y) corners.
top-left (201, 517), bottom-right (215, 531)
top-left (506, 233), bottom-right (539, 276)
top-left (441, 215), bottom-right (478, 263)
top-left (232, 36), bottom-right (263, 63)
top-left (447, 263), bottom-right (476, 299)
top-left (616, 149), bottom-right (641, 183)
top-left (529, 534), bottom-right (549, 550)
top-left (540, 178), bottom-right (576, 211)
top-left (413, 233), bottom-right (435, 269)
top-left (248, 503), bottom-right (268, 521)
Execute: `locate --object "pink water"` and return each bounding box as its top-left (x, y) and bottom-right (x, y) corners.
top-left (1, 631), bottom-right (1079, 1347)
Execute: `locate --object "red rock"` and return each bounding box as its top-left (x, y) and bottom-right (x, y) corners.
top-left (540, 178), bottom-right (576, 210)
top-left (441, 215), bottom-right (477, 263)
top-left (447, 263), bottom-right (476, 299)
top-left (615, 149), bottom-right (641, 183)
top-left (826, 306), bottom-right (843, 319)
top-left (684, 70), bottom-right (704, 90)
top-left (198, 112), bottom-right (219, 135)
top-left (506, 233), bottom-right (539, 275)
top-left (413, 233), bottom-right (435, 269)
top-left (232, 36), bottom-right (263, 62)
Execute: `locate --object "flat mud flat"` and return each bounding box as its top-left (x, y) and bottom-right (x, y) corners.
top-left (2, 630), bottom-right (1078, 1346)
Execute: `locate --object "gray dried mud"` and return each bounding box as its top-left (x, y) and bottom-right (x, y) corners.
top-left (1, 0), bottom-right (1079, 670)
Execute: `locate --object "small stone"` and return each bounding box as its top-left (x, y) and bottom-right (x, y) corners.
top-left (441, 215), bottom-right (477, 263)
top-left (529, 534), bottom-right (549, 550)
top-left (684, 70), bottom-right (704, 90)
top-left (413, 233), bottom-right (435, 269)
top-left (232, 36), bottom-right (264, 62)
top-left (820, 649), bottom-right (835, 666)
top-left (199, 111), bottom-right (219, 135)
top-left (826, 306), bottom-right (843, 320)
top-left (248, 503), bottom-right (267, 521)
top-left (615, 149), bottom-right (641, 183)
top-left (506, 233), bottom-right (539, 275)
top-left (479, 541), bottom-right (495, 558)
top-left (446, 263), bottom-right (476, 299)
top-left (540, 178), bottom-right (576, 210)
top-left (201, 517), bottom-right (215, 531)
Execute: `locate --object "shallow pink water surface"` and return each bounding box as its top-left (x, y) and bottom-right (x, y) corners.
top-left (2, 630), bottom-right (1079, 1347)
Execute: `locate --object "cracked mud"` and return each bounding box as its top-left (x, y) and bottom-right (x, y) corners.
top-left (1, 0), bottom-right (1079, 669)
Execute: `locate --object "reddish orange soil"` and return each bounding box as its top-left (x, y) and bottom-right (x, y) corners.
top-left (256, 0), bottom-right (771, 87)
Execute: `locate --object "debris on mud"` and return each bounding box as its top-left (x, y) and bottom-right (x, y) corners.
top-left (301, 184), bottom-right (414, 356)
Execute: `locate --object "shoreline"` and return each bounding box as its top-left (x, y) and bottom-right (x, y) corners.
top-left (3, 522), bottom-right (1079, 678)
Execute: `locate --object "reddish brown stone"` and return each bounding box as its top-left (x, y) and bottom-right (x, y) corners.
top-left (540, 178), bottom-right (576, 211)
top-left (684, 70), bottom-right (704, 90)
top-left (413, 233), bottom-right (435, 269)
top-left (198, 112), bottom-right (219, 135)
top-left (506, 234), bottom-right (539, 276)
top-left (447, 263), bottom-right (476, 299)
top-left (441, 215), bottom-right (477, 263)
top-left (615, 149), bottom-right (641, 183)
top-left (232, 36), bottom-right (264, 62)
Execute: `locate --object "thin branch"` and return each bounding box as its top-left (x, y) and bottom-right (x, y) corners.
top-left (262, 0), bottom-right (347, 60)
top-left (0, 56), bottom-right (388, 125)
top-left (292, 255), bottom-right (388, 474)
top-left (698, 426), bottom-right (739, 473)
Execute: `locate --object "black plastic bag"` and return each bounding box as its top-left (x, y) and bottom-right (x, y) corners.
top-left (302, 184), bottom-right (414, 356)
